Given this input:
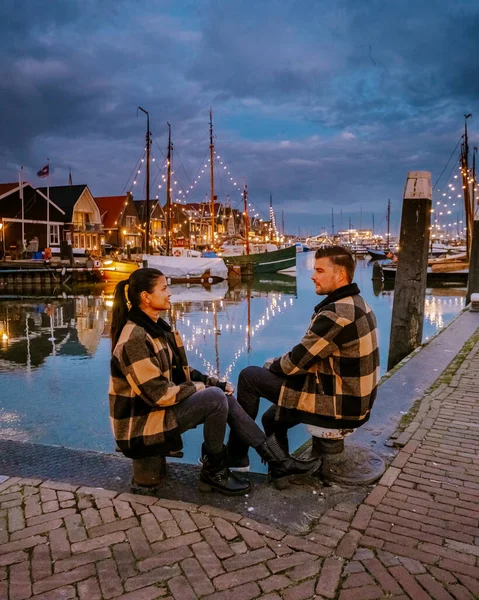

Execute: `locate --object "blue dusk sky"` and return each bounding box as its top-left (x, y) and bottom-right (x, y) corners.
top-left (1, 0), bottom-right (478, 236)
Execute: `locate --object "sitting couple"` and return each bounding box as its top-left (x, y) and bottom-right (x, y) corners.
top-left (109, 246), bottom-right (379, 496)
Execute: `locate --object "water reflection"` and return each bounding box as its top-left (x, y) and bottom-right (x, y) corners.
top-left (0, 256), bottom-right (466, 466)
top-left (0, 297), bottom-right (108, 369)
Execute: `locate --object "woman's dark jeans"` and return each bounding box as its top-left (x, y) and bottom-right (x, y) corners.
top-left (173, 386), bottom-right (266, 455)
top-left (227, 366), bottom-right (304, 460)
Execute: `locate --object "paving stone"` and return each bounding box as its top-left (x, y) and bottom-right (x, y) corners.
top-left (169, 574), bottom-right (198, 600)
top-left (286, 559), bottom-right (321, 581)
top-left (77, 577), bottom-right (102, 600)
top-left (9, 560), bottom-right (31, 600)
top-left (267, 552), bottom-right (316, 574)
top-left (282, 578), bottom-right (316, 600)
top-left (222, 547), bottom-right (274, 571)
top-left (139, 545), bottom-right (192, 573)
top-left (32, 543), bottom-right (52, 581)
top-left (124, 564), bottom-right (181, 592)
top-left (315, 557), bottom-right (343, 599)
top-left (191, 541), bottom-right (224, 579)
top-left (181, 556), bottom-right (215, 596)
top-left (213, 563), bottom-right (269, 591)
top-left (96, 557), bottom-right (124, 599)
top-left (258, 574), bottom-right (291, 593)
top-left (203, 581), bottom-right (260, 600)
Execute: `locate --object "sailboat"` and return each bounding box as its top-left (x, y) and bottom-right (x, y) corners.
top-left (367, 200), bottom-right (391, 260)
top-left (220, 187), bottom-right (296, 275)
top-left (138, 113), bottom-right (228, 283)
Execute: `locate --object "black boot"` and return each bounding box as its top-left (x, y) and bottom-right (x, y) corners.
top-left (199, 445), bottom-right (251, 496)
top-left (256, 434), bottom-right (321, 489)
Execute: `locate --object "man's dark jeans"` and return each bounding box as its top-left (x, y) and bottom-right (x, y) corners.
top-left (227, 366), bottom-right (305, 460)
top-left (173, 386), bottom-right (266, 455)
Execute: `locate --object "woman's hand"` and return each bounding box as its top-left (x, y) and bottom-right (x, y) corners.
top-left (194, 382), bottom-right (206, 392)
top-left (225, 382), bottom-right (234, 395)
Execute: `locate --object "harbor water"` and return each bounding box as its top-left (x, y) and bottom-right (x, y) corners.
top-left (0, 252), bottom-right (466, 472)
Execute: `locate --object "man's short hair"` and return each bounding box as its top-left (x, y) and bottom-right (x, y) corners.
top-left (314, 246), bottom-right (356, 282)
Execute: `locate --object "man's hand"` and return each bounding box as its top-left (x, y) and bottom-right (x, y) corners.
top-left (225, 382), bottom-right (234, 395)
top-left (263, 358), bottom-right (274, 370)
top-left (194, 382), bottom-right (206, 392)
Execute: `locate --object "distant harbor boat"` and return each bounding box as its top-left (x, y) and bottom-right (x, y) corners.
top-left (222, 244), bottom-right (296, 275)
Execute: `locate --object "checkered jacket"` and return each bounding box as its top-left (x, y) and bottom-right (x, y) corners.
top-left (110, 314), bottom-right (222, 459)
top-left (269, 284), bottom-right (380, 424)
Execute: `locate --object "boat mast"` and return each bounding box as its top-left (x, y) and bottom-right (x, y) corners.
top-left (209, 108), bottom-right (215, 248)
top-left (386, 199), bottom-right (391, 249)
top-left (243, 185), bottom-right (250, 255)
top-left (138, 106), bottom-right (151, 254)
top-left (166, 122), bottom-right (172, 256)
top-left (331, 207), bottom-right (335, 237)
top-left (461, 114), bottom-right (472, 259)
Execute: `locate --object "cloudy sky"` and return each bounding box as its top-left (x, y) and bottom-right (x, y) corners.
top-left (1, 0), bottom-right (478, 235)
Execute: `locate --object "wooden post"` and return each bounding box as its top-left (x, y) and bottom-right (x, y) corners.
top-left (467, 209), bottom-right (479, 305)
top-left (466, 149), bottom-right (478, 305)
top-left (388, 171), bottom-right (432, 371)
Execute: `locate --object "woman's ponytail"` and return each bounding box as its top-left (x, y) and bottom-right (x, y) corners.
top-left (110, 268), bottom-right (164, 353)
top-left (111, 279), bottom-right (130, 352)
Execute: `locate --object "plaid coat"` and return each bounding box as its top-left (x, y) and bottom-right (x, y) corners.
top-left (269, 283), bottom-right (379, 425)
top-left (109, 308), bottom-right (223, 459)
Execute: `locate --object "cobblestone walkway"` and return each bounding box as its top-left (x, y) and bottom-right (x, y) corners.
top-left (1, 341), bottom-right (479, 599)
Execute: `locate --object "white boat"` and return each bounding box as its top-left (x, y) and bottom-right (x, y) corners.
top-left (143, 254), bottom-right (228, 283)
top-left (218, 241), bottom-right (278, 256)
top-left (169, 281), bottom-right (228, 302)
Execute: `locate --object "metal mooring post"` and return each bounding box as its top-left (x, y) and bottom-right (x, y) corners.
top-left (388, 171), bottom-right (432, 371)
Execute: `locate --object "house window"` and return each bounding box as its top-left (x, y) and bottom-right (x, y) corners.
top-left (49, 225), bottom-right (60, 246)
top-left (126, 216), bottom-right (137, 227)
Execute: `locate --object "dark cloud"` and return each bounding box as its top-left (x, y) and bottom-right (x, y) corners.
top-left (0, 0), bottom-right (478, 233)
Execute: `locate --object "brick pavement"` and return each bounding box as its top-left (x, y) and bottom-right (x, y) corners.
top-left (1, 342), bottom-right (479, 598)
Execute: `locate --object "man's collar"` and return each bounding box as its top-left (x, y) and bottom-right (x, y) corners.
top-left (314, 283), bottom-right (360, 313)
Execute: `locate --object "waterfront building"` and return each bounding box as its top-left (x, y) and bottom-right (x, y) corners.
top-left (94, 192), bottom-right (141, 251)
top-left (38, 185), bottom-right (103, 253)
top-left (0, 182), bottom-right (65, 257)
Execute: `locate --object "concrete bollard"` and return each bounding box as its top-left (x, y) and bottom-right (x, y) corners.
top-left (388, 171), bottom-right (432, 371)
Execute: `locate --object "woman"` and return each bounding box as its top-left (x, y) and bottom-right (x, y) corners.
top-left (110, 268), bottom-right (320, 496)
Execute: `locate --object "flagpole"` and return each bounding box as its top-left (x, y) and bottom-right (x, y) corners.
top-left (46, 158), bottom-right (50, 248)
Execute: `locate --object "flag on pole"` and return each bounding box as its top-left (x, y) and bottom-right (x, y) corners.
top-left (37, 164), bottom-right (49, 178)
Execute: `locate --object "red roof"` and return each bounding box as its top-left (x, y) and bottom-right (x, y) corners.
top-left (0, 183), bottom-right (20, 198)
top-left (94, 196), bottom-right (127, 229)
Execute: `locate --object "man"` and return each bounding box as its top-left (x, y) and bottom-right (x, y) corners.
top-left (227, 246), bottom-right (380, 471)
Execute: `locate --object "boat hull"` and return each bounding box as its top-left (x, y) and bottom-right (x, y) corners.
top-left (101, 260), bottom-right (139, 282)
top-left (223, 245), bottom-right (296, 274)
top-left (382, 265), bottom-right (468, 284)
